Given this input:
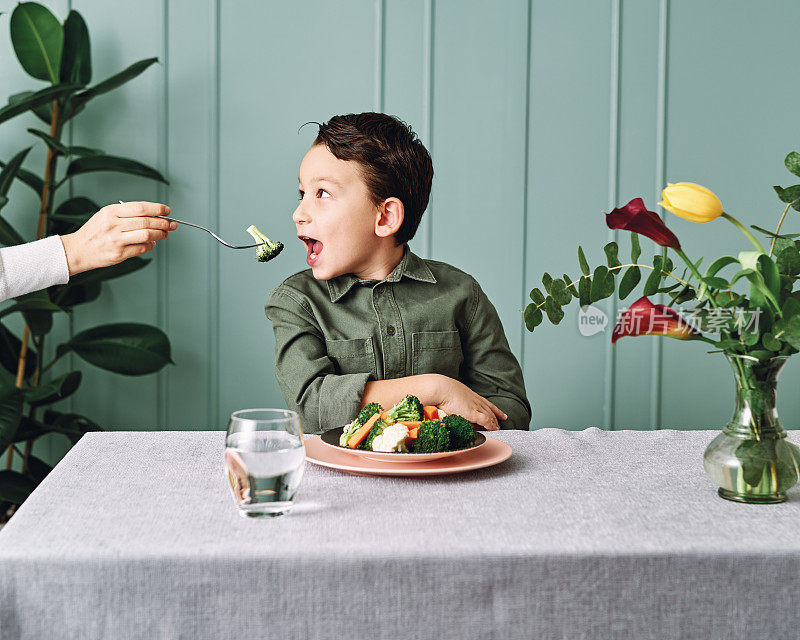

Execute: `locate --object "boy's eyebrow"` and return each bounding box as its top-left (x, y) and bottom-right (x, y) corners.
top-left (298, 176), bottom-right (344, 189)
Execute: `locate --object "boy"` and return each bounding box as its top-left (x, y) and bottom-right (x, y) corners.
top-left (265, 113), bottom-right (530, 434)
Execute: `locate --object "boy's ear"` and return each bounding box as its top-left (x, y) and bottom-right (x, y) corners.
top-left (375, 197), bottom-right (404, 239)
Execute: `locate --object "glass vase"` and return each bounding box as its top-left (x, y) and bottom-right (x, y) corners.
top-left (703, 354), bottom-right (800, 503)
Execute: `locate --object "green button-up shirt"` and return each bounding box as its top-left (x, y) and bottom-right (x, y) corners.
top-left (264, 246), bottom-right (531, 434)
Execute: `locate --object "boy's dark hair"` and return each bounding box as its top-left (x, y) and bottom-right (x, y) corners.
top-left (313, 113), bottom-right (433, 245)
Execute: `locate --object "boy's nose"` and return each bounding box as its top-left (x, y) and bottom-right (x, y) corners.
top-left (292, 204), bottom-right (309, 224)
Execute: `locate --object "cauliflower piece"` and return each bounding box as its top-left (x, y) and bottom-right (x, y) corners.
top-left (371, 423), bottom-right (410, 452)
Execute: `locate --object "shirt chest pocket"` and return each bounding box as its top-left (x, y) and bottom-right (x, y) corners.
top-left (325, 337), bottom-right (377, 378)
top-left (411, 330), bottom-right (464, 379)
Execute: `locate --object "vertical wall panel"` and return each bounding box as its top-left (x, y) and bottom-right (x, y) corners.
top-left (431, 0), bottom-right (528, 362)
top-left (660, 0), bottom-right (800, 430)
top-left (523, 0), bottom-right (613, 428)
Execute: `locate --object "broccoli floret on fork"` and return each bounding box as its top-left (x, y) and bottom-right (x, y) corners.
top-left (246, 225), bottom-right (284, 262)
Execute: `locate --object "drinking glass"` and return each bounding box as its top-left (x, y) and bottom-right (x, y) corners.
top-left (224, 408), bottom-right (305, 518)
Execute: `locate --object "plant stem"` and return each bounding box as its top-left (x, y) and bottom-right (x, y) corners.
top-left (769, 203), bottom-right (792, 257)
top-left (721, 212), bottom-right (767, 253)
top-left (674, 248), bottom-right (722, 310)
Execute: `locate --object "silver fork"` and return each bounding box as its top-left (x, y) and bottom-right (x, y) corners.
top-left (119, 201), bottom-right (262, 249)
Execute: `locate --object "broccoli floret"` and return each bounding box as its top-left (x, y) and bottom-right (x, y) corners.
top-left (411, 420), bottom-right (450, 453)
top-left (361, 418), bottom-right (388, 450)
top-left (246, 225), bottom-right (284, 262)
top-left (356, 402), bottom-right (382, 426)
top-left (387, 394), bottom-right (423, 423)
top-left (442, 414), bottom-right (476, 450)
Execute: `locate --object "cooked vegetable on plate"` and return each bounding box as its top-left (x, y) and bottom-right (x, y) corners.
top-left (338, 395), bottom-right (477, 453)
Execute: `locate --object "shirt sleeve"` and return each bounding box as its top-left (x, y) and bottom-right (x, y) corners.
top-left (0, 236), bottom-right (70, 303)
top-left (459, 277), bottom-right (532, 430)
top-left (265, 287), bottom-right (372, 434)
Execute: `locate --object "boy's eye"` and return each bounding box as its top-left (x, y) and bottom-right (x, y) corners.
top-left (318, 189), bottom-right (331, 198)
top-left (297, 190), bottom-right (304, 201)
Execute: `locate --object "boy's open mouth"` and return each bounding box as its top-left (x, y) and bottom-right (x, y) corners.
top-left (299, 236), bottom-right (323, 265)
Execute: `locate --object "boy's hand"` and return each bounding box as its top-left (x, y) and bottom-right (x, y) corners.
top-left (433, 374), bottom-right (506, 431)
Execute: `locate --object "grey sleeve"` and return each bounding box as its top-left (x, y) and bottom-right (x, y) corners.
top-left (265, 288), bottom-right (371, 434)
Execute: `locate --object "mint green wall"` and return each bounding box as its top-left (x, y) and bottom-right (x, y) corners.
top-left (2, 0), bottom-right (800, 440)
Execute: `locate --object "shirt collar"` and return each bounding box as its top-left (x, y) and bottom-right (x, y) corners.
top-left (326, 245), bottom-right (437, 303)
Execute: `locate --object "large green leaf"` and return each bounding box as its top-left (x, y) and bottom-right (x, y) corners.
top-left (785, 152), bottom-right (800, 179)
top-left (26, 455), bottom-right (53, 483)
top-left (68, 57), bottom-right (159, 112)
top-left (27, 128), bottom-right (68, 155)
top-left (0, 324), bottom-right (37, 379)
top-left (66, 256), bottom-right (150, 288)
top-left (12, 416), bottom-right (52, 443)
top-left (43, 409), bottom-right (101, 444)
top-left (65, 155), bottom-right (168, 184)
top-left (0, 159), bottom-right (44, 197)
top-left (50, 196), bottom-right (99, 234)
top-left (61, 322), bottom-right (173, 375)
top-left (59, 10), bottom-right (91, 86)
top-left (24, 371), bottom-right (81, 407)
top-left (0, 83), bottom-right (80, 127)
top-left (7, 90), bottom-right (51, 125)
top-left (0, 147), bottom-right (32, 199)
top-left (8, 292), bottom-right (67, 336)
top-left (0, 470), bottom-right (36, 504)
top-left (51, 280), bottom-right (101, 309)
top-left (0, 385), bottom-right (24, 453)
top-left (10, 2), bottom-right (64, 83)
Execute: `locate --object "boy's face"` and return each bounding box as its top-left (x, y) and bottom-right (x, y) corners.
top-left (293, 143), bottom-right (383, 280)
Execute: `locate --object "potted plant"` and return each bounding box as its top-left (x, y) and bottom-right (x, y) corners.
top-left (525, 162), bottom-right (800, 503)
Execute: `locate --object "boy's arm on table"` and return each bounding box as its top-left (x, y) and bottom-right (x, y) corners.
top-left (265, 288), bottom-right (372, 434)
top-left (457, 277), bottom-right (532, 430)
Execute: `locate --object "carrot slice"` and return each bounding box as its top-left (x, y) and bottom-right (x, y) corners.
top-left (406, 427), bottom-right (419, 439)
top-left (423, 405), bottom-right (439, 420)
top-left (399, 421), bottom-right (422, 429)
top-left (348, 413), bottom-right (380, 448)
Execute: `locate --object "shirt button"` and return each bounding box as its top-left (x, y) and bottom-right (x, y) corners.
top-left (387, 325), bottom-right (396, 336)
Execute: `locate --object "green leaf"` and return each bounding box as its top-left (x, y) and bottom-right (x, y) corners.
top-left (735, 440), bottom-right (776, 487)
top-left (541, 272), bottom-right (553, 293)
top-left (26, 455), bottom-right (53, 483)
top-left (59, 10), bottom-right (91, 86)
top-left (701, 276), bottom-right (730, 289)
top-left (0, 324), bottom-right (37, 379)
top-left (528, 287), bottom-right (545, 306)
top-left (0, 469), bottom-right (36, 504)
top-left (773, 184), bottom-right (800, 205)
top-left (544, 296), bottom-right (564, 325)
top-left (7, 90), bottom-right (51, 124)
top-left (69, 57), bottom-right (159, 113)
top-left (750, 224), bottom-right (800, 240)
top-left (524, 303), bottom-right (542, 331)
top-left (0, 385), bottom-right (23, 452)
top-left (64, 257), bottom-right (150, 289)
top-left (0, 147), bottom-right (32, 199)
top-left (65, 154), bottom-right (168, 184)
top-left (0, 83), bottom-right (81, 127)
top-left (578, 276), bottom-right (591, 307)
top-left (705, 256), bottom-right (738, 278)
top-left (590, 265), bottom-right (610, 303)
top-left (630, 233), bottom-right (641, 263)
top-left (618, 266), bottom-right (641, 300)
top-left (549, 278), bottom-right (572, 305)
top-left (51, 196), bottom-right (99, 233)
top-left (577, 246), bottom-right (590, 276)
top-left (61, 322), bottom-right (173, 375)
top-left (763, 332), bottom-right (782, 351)
top-left (785, 152), bottom-right (800, 179)
top-left (12, 416), bottom-right (52, 443)
top-left (27, 128), bottom-right (68, 155)
top-left (643, 262), bottom-right (663, 296)
top-left (10, 2), bottom-right (64, 83)
top-left (43, 409), bottom-right (101, 444)
top-left (562, 274), bottom-right (578, 297)
top-left (777, 246), bottom-right (800, 276)
top-left (51, 281), bottom-right (101, 309)
top-left (23, 371), bottom-right (81, 407)
top-left (603, 241), bottom-right (621, 268)
top-left (0, 297), bottom-right (64, 320)
top-left (0, 159), bottom-right (44, 197)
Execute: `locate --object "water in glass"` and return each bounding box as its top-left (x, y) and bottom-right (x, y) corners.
top-left (225, 408), bottom-right (305, 517)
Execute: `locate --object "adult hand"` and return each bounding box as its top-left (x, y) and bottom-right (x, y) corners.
top-left (60, 201), bottom-right (176, 276)
top-left (432, 374), bottom-right (506, 431)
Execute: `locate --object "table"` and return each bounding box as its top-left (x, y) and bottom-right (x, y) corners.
top-left (1, 429), bottom-right (799, 640)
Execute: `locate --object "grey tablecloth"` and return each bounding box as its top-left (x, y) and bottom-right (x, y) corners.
top-left (1, 429), bottom-right (799, 640)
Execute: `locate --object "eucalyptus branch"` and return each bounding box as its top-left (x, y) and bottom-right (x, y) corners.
top-left (769, 202), bottom-right (792, 257)
top-left (532, 262), bottom-right (699, 312)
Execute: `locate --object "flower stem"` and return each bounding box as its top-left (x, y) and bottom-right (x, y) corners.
top-left (721, 212), bottom-right (766, 253)
top-left (769, 203), bottom-right (792, 257)
top-left (674, 248), bottom-right (721, 310)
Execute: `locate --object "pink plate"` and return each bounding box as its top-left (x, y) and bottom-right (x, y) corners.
top-left (304, 435), bottom-right (512, 476)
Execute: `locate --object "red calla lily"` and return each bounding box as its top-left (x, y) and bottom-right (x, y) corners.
top-left (612, 296), bottom-right (700, 344)
top-left (605, 197), bottom-right (682, 250)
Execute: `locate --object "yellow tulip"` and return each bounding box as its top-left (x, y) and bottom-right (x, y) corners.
top-left (659, 182), bottom-right (723, 223)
